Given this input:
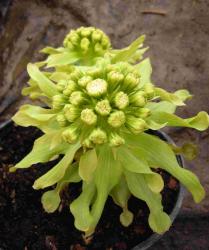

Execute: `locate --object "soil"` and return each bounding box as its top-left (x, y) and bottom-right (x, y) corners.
top-left (0, 122), bottom-right (180, 250)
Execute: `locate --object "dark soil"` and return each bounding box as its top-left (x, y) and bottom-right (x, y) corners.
top-left (0, 122), bottom-right (180, 250)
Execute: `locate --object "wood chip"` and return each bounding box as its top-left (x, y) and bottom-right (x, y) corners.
top-left (141, 9), bottom-right (167, 16)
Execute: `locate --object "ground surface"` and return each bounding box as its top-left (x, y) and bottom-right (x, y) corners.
top-left (0, 0), bottom-right (209, 249)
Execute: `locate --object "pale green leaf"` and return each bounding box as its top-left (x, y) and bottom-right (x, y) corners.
top-left (111, 176), bottom-right (133, 227)
top-left (155, 88), bottom-right (186, 106)
top-left (124, 132), bottom-right (205, 203)
top-left (125, 170), bottom-right (171, 234)
top-left (40, 46), bottom-right (65, 55)
top-left (79, 149), bottom-right (98, 182)
top-left (27, 63), bottom-right (59, 97)
top-left (49, 72), bottom-right (70, 82)
top-left (87, 145), bottom-right (122, 235)
top-left (174, 89), bottom-right (193, 102)
top-left (46, 52), bottom-right (78, 67)
top-left (134, 58), bottom-right (152, 87)
top-left (117, 146), bottom-right (153, 174)
top-left (33, 142), bottom-right (80, 189)
top-left (41, 190), bottom-right (61, 213)
top-left (10, 133), bottom-right (69, 172)
top-left (148, 111), bottom-right (209, 131)
top-left (145, 101), bottom-right (176, 114)
top-left (111, 35), bottom-right (145, 63)
top-left (70, 182), bottom-right (96, 231)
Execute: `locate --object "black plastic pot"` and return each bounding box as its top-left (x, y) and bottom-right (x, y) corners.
top-left (132, 130), bottom-right (184, 250)
top-left (0, 121), bottom-right (184, 250)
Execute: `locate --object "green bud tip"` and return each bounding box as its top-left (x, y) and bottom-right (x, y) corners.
top-left (63, 80), bottom-right (77, 96)
top-left (69, 91), bottom-right (85, 105)
top-left (52, 95), bottom-right (66, 110)
top-left (64, 104), bottom-right (80, 122)
top-left (81, 109), bottom-right (97, 125)
top-left (80, 37), bottom-right (90, 52)
top-left (114, 91), bottom-right (129, 109)
top-left (108, 111), bottom-right (126, 128)
top-left (95, 99), bottom-right (111, 116)
top-left (62, 126), bottom-right (78, 143)
top-left (57, 80), bottom-right (67, 91)
top-left (126, 116), bottom-right (147, 134)
top-left (56, 114), bottom-right (67, 127)
top-left (78, 76), bottom-right (92, 87)
top-left (129, 91), bottom-right (146, 107)
top-left (124, 73), bottom-right (139, 90)
top-left (86, 79), bottom-right (107, 97)
top-left (108, 71), bottom-right (124, 85)
top-left (89, 128), bottom-right (107, 144)
top-left (144, 83), bottom-right (155, 98)
top-left (109, 132), bottom-right (125, 147)
top-left (135, 108), bottom-right (151, 118)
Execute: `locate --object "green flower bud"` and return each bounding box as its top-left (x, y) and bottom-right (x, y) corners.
top-left (144, 83), bottom-right (155, 99)
top-left (135, 108), bottom-right (151, 118)
top-left (89, 128), bottom-right (107, 144)
top-left (64, 104), bottom-right (80, 122)
top-left (63, 80), bottom-right (77, 96)
top-left (123, 73), bottom-right (139, 90)
top-left (95, 99), bottom-right (111, 116)
top-left (62, 126), bottom-right (78, 143)
top-left (56, 79), bottom-right (67, 92)
top-left (81, 109), bottom-right (97, 125)
top-left (70, 33), bottom-right (79, 46)
top-left (92, 30), bottom-right (102, 42)
top-left (108, 111), bottom-right (126, 128)
top-left (109, 132), bottom-right (125, 147)
top-left (80, 28), bottom-right (91, 37)
top-left (70, 70), bottom-right (82, 81)
top-left (80, 37), bottom-right (90, 52)
top-left (82, 138), bottom-right (93, 148)
top-left (129, 91), bottom-right (146, 107)
top-left (78, 76), bottom-right (92, 88)
top-left (56, 114), bottom-right (67, 127)
top-left (86, 79), bottom-right (107, 97)
top-left (126, 116), bottom-right (147, 134)
top-left (114, 91), bottom-right (129, 109)
top-left (52, 95), bottom-right (66, 110)
top-left (87, 68), bottom-right (102, 78)
top-left (66, 41), bottom-right (74, 50)
top-left (69, 91), bottom-right (85, 105)
top-left (94, 43), bottom-right (103, 54)
top-left (101, 36), bottom-right (109, 48)
top-left (107, 71), bottom-right (124, 88)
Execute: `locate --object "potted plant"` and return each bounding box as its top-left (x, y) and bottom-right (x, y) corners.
top-left (8, 27), bottom-right (209, 249)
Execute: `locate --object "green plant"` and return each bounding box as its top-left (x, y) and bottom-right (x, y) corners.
top-left (11, 27), bottom-right (209, 236)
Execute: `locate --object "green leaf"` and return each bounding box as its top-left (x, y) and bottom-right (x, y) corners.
top-left (42, 162), bottom-right (81, 213)
top-left (33, 142), bottom-right (80, 189)
top-left (27, 63), bottom-right (59, 97)
top-left (12, 105), bottom-right (57, 133)
top-left (40, 46), bottom-right (65, 55)
top-left (111, 35), bottom-right (145, 63)
top-left (134, 58), bottom-right (152, 87)
top-left (146, 119), bottom-right (167, 130)
top-left (174, 89), bottom-right (193, 102)
top-left (46, 52), bottom-right (78, 67)
top-left (170, 143), bottom-right (198, 161)
top-left (124, 132), bottom-right (205, 203)
top-left (111, 176), bottom-right (133, 227)
top-left (79, 149), bottom-right (98, 182)
top-left (148, 111), bottom-right (209, 131)
top-left (155, 88), bottom-right (188, 106)
top-left (10, 133), bottom-right (69, 172)
top-left (49, 72), bottom-right (70, 82)
top-left (117, 146), bottom-right (153, 174)
top-left (146, 101), bottom-right (176, 114)
top-left (87, 145), bottom-right (122, 235)
top-left (144, 173), bottom-right (164, 193)
top-left (70, 182), bottom-right (96, 231)
top-left (125, 170), bottom-right (171, 234)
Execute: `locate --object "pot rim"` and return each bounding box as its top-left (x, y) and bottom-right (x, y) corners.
top-left (132, 130), bottom-right (185, 250)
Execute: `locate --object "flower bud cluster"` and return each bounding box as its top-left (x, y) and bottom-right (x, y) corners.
top-left (63, 27), bottom-right (111, 58)
top-left (53, 62), bottom-right (154, 147)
